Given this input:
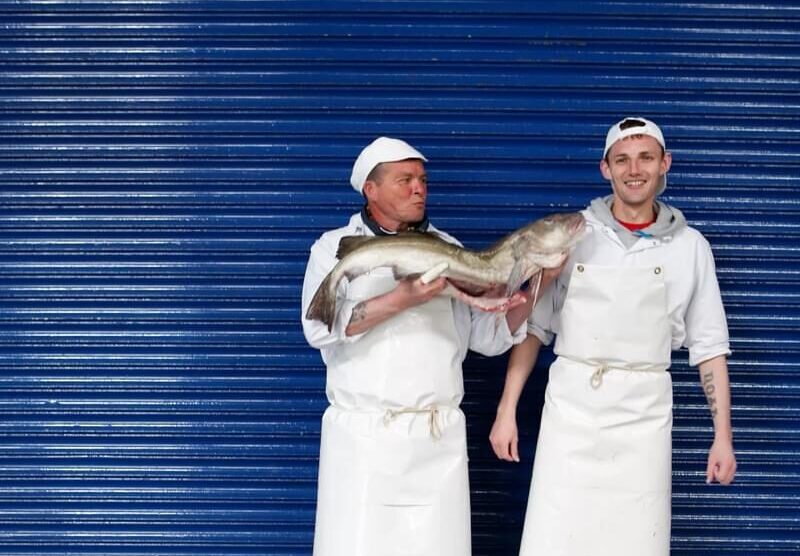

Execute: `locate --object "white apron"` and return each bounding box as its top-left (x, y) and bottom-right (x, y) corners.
top-left (520, 264), bottom-right (673, 556)
top-left (313, 269), bottom-right (470, 556)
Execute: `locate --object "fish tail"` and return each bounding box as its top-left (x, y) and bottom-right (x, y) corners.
top-left (305, 273), bottom-right (337, 331)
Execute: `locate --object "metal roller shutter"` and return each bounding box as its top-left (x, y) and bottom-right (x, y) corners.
top-left (1, 1), bottom-right (798, 554)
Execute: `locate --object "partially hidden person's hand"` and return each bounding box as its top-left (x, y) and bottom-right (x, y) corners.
top-left (477, 290), bottom-right (528, 313)
top-left (505, 291), bottom-right (528, 311)
top-left (706, 438), bottom-right (736, 485)
top-left (489, 412), bottom-right (520, 462)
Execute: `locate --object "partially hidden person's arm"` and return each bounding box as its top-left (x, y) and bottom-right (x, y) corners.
top-left (698, 354), bottom-right (737, 485)
top-left (489, 333), bottom-right (543, 462)
top-left (469, 263), bottom-right (564, 357)
top-left (503, 265), bottom-right (565, 333)
top-left (344, 276), bottom-right (447, 336)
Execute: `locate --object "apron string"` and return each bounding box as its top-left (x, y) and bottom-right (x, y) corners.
top-left (587, 361), bottom-right (667, 389)
top-left (383, 406), bottom-right (442, 440)
top-left (590, 364), bottom-right (608, 389)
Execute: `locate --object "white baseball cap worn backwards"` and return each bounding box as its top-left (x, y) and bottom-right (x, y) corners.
top-left (350, 136), bottom-right (427, 194)
top-left (604, 117), bottom-right (668, 195)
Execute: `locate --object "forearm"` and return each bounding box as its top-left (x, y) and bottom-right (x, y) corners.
top-left (344, 276), bottom-right (447, 336)
top-left (496, 334), bottom-right (542, 416)
top-left (504, 293), bottom-right (535, 334)
top-left (344, 289), bottom-right (407, 336)
top-left (698, 354), bottom-right (733, 442)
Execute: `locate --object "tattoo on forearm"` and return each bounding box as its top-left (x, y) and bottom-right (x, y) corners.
top-left (350, 302), bottom-right (367, 325)
top-left (702, 371), bottom-right (718, 419)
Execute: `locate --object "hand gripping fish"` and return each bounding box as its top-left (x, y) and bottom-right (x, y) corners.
top-left (306, 212), bottom-right (586, 330)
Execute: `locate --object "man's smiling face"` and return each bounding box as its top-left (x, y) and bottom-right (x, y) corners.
top-left (600, 134), bottom-right (671, 210)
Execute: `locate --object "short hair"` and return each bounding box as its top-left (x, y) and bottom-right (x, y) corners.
top-left (365, 162), bottom-right (387, 185)
top-left (619, 118), bottom-right (647, 131)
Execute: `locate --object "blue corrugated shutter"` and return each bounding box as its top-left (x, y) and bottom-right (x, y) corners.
top-left (1, 1), bottom-right (798, 554)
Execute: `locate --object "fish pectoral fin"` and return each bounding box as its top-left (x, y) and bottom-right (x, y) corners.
top-left (504, 258), bottom-right (528, 297)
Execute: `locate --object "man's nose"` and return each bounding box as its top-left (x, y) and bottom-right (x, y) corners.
top-left (411, 178), bottom-right (426, 195)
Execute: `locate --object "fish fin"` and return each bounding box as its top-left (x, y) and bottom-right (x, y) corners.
top-left (336, 235), bottom-right (374, 259)
top-left (504, 257), bottom-right (526, 297)
top-left (399, 229), bottom-right (453, 246)
top-left (338, 230), bottom-right (449, 260)
top-left (503, 238), bottom-right (525, 296)
top-left (422, 230), bottom-right (451, 243)
top-left (305, 272), bottom-right (337, 332)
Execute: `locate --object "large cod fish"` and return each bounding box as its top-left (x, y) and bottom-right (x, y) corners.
top-left (306, 211), bottom-right (586, 330)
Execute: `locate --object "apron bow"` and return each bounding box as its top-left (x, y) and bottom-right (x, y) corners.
top-left (383, 405), bottom-right (442, 440)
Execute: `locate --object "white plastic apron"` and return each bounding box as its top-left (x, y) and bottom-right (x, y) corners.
top-left (520, 264), bottom-right (673, 556)
top-left (313, 269), bottom-right (470, 556)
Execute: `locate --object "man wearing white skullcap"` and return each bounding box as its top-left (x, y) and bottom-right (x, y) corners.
top-left (301, 136), bottom-right (536, 556)
top-left (490, 117), bottom-right (737, 556)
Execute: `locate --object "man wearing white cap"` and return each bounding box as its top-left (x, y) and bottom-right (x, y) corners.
top-left (489, 117), bottom-right (737, 555)
top-left (301, 137), bottom-right (536, 556)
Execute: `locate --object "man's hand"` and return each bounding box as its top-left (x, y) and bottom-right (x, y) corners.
top-left (706, 438), bottom-right (736, 485)
top-left (394, 275), bottom-right (448, 311)
top-left (489, 412), bottom-right (520, 462)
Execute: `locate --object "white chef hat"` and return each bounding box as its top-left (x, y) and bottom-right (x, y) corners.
top-left (350, 137), bottom-right (427, 194)
top-left (603, 117), bottom-right (667, 195)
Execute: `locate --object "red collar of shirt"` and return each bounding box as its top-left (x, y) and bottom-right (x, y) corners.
top-left (616, 218), bottom-right (655, 232)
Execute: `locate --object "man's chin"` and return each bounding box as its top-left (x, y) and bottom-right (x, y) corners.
top-left (405, 209), bottom-right (426, 222)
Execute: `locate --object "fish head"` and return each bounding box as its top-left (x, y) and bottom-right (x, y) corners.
top-left (488, 212), bottom-right (585, 295)
top-left (515, 212), bottom-right (586, 258)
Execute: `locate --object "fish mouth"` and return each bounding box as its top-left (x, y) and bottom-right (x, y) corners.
top-left (561, 213), bottom-right (587, 245)
top-left (570, 215), bottom-right (586, 235)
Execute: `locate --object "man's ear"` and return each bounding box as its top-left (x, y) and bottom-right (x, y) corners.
top-left (362, 180), bottom-right (377, 202)
top-left (599, 159), bottom-right (612, 181)
top-left (661, 152), bottom-right (673, 175)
